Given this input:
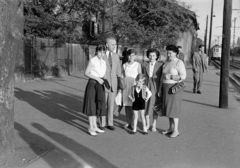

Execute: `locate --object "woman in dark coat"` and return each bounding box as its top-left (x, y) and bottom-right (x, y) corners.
top-left (142, 48), bottom-right (163, 132)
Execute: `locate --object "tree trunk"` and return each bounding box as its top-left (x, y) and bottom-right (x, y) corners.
top-left (0, 0), bottom-right (23, 156)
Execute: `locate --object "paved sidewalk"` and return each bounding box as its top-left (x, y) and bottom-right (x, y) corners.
top-left (13, 67), bottom-right (240, 168)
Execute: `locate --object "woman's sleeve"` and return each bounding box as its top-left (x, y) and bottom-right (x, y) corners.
top-left (178, 61), bottom-right (186, 80)
top-left (138, 62), bottom-right (142, 74)
top-left (146, 87), bottom-right (152, 99)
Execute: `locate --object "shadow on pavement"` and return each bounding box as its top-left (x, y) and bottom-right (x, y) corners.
top-left (15, 122), bottom-right (83, 168)
top-left (182, 99), bottom-right (217, 108)
top-left (32, 123), bottom-right (118, 168)
top-left (14, 88), bottom-right (89, 134)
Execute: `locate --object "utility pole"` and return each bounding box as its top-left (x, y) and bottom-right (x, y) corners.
top-left (232, 17), bottom-right (236, 62)
top-left (204, 15), bottom-right (208, 54)
top-left (219, 0), bottom-right (232, 108)
top-left (208, 0), bottom-right (214, 65)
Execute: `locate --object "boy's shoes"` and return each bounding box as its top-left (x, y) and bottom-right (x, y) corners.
top-left (143, 131), bottom-right (148, 135)
top-left (197, 91), bottom-right (202, 94)
top-left (130, 131), bottom-right (137, 134)
top-left (106, 126), bottom-right (115, 131)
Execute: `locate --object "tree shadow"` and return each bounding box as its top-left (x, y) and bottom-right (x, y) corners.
top-left (182, 99), bottom-right (218, 108)
top-left (15, 122), bottom-right (83, 168)
top-left (32, 123), bottom-right (118, 168)
top-left (14, 88), bottom-right (89, 134)
top-left (69, 75), bottom-right (88, 80)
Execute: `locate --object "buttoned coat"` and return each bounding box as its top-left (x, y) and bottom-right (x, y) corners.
top-left (192, 51), bottom-right (208, 73)
top-left (102, 52), bottom-right (122, 92)
top-left (142, 61), bottom-right (163, 93)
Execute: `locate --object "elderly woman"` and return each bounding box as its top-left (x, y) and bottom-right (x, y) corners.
top-left (158, 45), bottom-right (186, 138)
top-left (122, 49), bottom-right (142, 130)
top-left (142, 48), bottom-right (163, 132)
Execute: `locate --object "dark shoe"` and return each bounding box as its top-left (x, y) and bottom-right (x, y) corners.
top-left (127, 125), bottom-right (133, 130)
top-left (130, 131), bottom-right (137, 134)
top-left (106, 126), bottom-right (115, 131)
top-left (193, 90), bottom-right (196, 93)
top-left (143, 132), bottom-right (148, 135)
top-left (197, 91), bottom-right (202, 94)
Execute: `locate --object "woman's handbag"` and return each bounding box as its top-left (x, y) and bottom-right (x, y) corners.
top-left (115, 91), bottom-right (122, 106)
top-left (170, 81), bottom-right (186, 94)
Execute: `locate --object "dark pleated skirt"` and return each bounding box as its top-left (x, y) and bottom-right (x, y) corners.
top-left (159, 83), bottom-right (183, 118)
top-left (82, 79), bottom-right (106, 116)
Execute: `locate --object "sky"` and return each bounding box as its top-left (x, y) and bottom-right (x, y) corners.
top-left (179, 0), bottom-right (240, 46)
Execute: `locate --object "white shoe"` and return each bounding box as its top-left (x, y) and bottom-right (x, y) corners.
top-left (151, 127), bottom-right (157, 132)
top-left (88, 129), bottom-right (98, 136)
top-left (95, 127), bottom-right (105, 133)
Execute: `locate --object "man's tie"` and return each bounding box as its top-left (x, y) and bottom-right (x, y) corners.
top-left (108, 52), bottom-right (112, 67)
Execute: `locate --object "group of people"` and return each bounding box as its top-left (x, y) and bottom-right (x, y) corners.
top-left (82, 36), bottom-right (208, 138)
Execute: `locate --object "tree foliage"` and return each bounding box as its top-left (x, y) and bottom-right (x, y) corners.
top-left (24, 0), bottom-right (103, 41)
top-left (112, 0), bottom-right (198, 48)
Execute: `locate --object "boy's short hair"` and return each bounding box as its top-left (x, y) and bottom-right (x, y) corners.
top-left (135, 73), bottom-right (146, 82)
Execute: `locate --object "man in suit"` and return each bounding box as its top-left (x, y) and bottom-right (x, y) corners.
top-left (192, 45), bottom-right (208, 94)
top-left (101, 36), bottom-right (122, 130)
top-left (177, 46), bottom-right (185, 64)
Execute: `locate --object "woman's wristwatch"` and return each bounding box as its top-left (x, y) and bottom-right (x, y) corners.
top-left (170, 75), bottom-right (174, 80)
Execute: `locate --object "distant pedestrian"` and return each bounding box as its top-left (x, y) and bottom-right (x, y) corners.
top-left (141, 48), bottom-right (163, 132)
top-left (101, 36), bottom-right (122, 131)
top-left (177, 46), bottom-right (185, 64)
top-left (121, 47), bottom-right (129, 65)
top-left (192, 45), bottom-right (208, 94)
top-left (129, 74), bottom-right (152, 134)
top-left (83, 45), bottom-right (107, 136)
top-left (122, 48), bottom-right (141, 130)
top-left (158, 45), bottom-right (186, 138)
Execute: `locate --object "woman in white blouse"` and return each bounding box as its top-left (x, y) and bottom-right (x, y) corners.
top-left (158, 45), bottom-right (186, 138)
top-left (122, 49), bottom-right (141, 130)
top-left (83, 45), bottom-right (107, 136)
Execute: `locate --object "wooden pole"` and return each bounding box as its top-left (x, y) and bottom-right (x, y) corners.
top-left (208, 0), bottom-right (214, 65)
top-left (204, 15), bottom-right (208, 54)
top-left (219, 0), bottom-right (232, 108)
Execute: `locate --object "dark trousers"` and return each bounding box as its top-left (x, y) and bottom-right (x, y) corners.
top-left (193, 71), bottom-right (203, 92)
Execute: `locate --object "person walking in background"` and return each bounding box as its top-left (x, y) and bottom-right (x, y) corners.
top-left (192, 45), bottom-right (208, 94)
top-left (141, 48), bottom-right (163, 132)
top-left (101, 36), bottom-right (122, 131)
top-left (158, 45), bottom-right (186, 138)
top-left (83, 45), bottom-right (107, 136)
top-left (121, 47), bottom-right (129, 65)
top-left (122, 49), bottom-right (141, 130)
top-left (129, 74), bottom-right (152, 135)
top-left (177, 46), bottom-right (185, 64)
